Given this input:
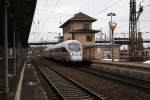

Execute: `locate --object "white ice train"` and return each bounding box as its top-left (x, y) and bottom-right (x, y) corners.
top-left (43, 40), bottom-right (83, 62)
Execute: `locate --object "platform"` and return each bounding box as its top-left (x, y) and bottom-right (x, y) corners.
top-left (92, 60), bottom-right (150, 69)
top-left (15, 61), bottom-right (47, 100)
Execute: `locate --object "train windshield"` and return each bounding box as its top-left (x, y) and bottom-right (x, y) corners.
top-left (68, 42), bottom-right (81, 52)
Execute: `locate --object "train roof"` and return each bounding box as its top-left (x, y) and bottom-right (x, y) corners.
top-left (44, 40), bottom-right (81, 51)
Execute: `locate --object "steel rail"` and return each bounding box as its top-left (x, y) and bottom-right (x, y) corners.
top-left (38, 60), bottom-right (105, 100)
top-left (42, 58), bottom-right (150, 91)
top-left (34, 60), bottom-right (64, 100)
top-left (78, 67), bottom-right (150, 91)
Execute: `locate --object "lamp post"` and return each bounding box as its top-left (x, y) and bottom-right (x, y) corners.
top-left (107, 12), bottom-right (116, 43)
top-left (99, 28), bottom-right (102, 44)
top-left (103, 34), bottom-right (106, 45)
top-left (107, 12), bottom-right (117, 61)
top-left (101, 33), bottom-right (106, 45)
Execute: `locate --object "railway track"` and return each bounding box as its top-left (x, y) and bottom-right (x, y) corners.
top-left (35, 60), bottom-right (105, 100)
top-left (78, 66), bottom-right (150, 91)
top-left (41, 59), bottom-right (150, 91)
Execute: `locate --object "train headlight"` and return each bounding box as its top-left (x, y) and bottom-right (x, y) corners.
top-left (70, 52), bottom-right (76, 56)
top-left (70, 52), bottom-right (73, 56)
top-left (79, 53), bottom-right (81, 56)
top-left (72, 53), bottom-right (75, 56)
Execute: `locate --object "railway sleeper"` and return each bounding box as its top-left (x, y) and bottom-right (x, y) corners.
top-left (61, 91), bottom-right (88, 95)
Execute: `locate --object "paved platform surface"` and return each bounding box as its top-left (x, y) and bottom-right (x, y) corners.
top-left (92, 60), bottom-right (150, 69)
top-left (92, 60), bottom-right (150, 81)
top-left (20, 63), bottom-right (47, 100)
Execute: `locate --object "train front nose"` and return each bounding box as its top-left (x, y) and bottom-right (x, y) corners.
top-left (70, 52), bottom-right (82, 61)
top-left (71, 56), bottom-right (82, 62)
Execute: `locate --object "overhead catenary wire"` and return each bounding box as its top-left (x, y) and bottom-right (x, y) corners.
top-left (140, 0), bottom-right (149, 3)
top-left (40, 0), bottom-right (60, 33)
top-left (141, 24), bottom-right (150, 30)
top-left (29, 0), bottom-right (150, 42)
top-left (93, 0), bottom-right (125, 16)
top-left (139, 0), bottom-right (150, 8)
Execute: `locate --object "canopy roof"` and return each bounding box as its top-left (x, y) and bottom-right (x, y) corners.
top-left (0, 0), bottom-right (37, 47)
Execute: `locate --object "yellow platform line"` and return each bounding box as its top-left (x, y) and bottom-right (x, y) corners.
top-left (14, 59), bottom-right (28, 100)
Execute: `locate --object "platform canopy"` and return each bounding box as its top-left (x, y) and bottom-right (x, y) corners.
top-left (0, 0), bottom-right (37, 47)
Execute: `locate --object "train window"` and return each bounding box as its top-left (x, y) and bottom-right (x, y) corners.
top-left (51, 49), bottom-right (55, 53)
top-left (53, 49), bottom-right (58, 52)
top-left (61, 47), bottom-right (67, 52)
top-left (68, 42), bottom-right (81, 51)
top-left (56, 48), bottom-right (61, 52)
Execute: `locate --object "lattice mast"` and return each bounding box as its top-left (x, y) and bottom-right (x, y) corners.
top-left (129, 0), bottom-right (137, 57)
top-left (129, 0), bottom-right (143, 61)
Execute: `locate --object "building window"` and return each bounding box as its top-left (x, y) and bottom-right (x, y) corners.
top-left (68, 25), bottom-right (71, 32)
top-left (104, 51), bottom-right (112, 59)
top-left (72, 34), bottom-right (75, 40)
top-left (86, 36), bottom-right (93, 42)
top-left (83, 23), bottom-right (89, 29)
top-left (67, 26), bottom-right (69, 32)
top-left (67, 37), bottom-right (71, 40)
top-left (146, 51), bottom-right (149, 56)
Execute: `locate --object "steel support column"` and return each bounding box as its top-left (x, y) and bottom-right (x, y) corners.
top-left (4, 0), bottom-right (9, 96)
top-left (16, 32), bottom-right (18, 71)
top-left (13, 22), bottom-right (16, 76)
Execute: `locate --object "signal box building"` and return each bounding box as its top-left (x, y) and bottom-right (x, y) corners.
top-left (60, 12), bottom-right (120, 60)
top-left (59, 12), bottom-right (99, 45)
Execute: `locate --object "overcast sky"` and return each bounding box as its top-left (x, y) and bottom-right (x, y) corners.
top-left (28, 0), bottom-right (150, 42)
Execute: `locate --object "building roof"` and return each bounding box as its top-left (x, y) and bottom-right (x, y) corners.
top-left (70, 29), bottom-right (99, 33)
top-left (60, 12), bottom-right (97, 28)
